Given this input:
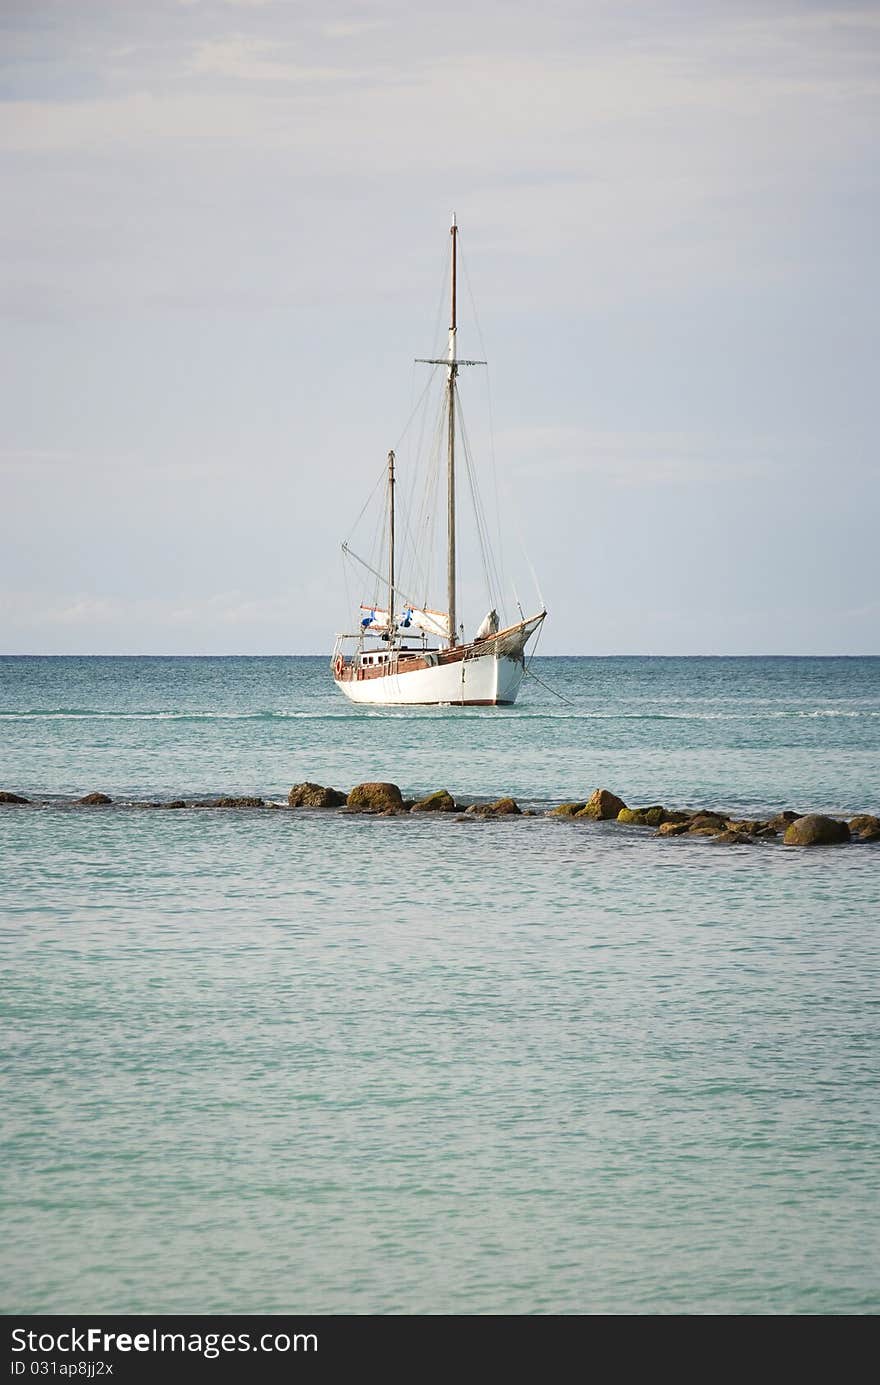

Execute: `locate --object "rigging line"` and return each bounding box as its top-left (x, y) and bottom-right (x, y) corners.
top-left (523, 662), bottom-right (574, 706)
top-left (343, 461), bottom-right (391, 548)
top-left (392, 364), bottom-right (442, 455)
top-left (456, 392), bottom-right (504, 609)
top-left (459, 242), bottom-right (507, 616)
top-left (523, 626), bottom-right (573, 706)
top-left (341, 542), bottom-right (431, 618)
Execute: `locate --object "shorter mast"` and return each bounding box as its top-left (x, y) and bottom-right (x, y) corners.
top-left (447, 214), bottom-right (457, 647)
top-left (387, 449), bottom-right (395, 633)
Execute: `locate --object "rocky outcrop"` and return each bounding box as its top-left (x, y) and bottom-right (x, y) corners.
top-left (712, 830), bottom-right (753, 845)
top-left (77, 792), bottom-right (113, 805)
top-left (576, 788), bottom-right (627, 820)
top-left (0, 790), bottom-right (29, 804)
top-left (288, 782), bottom-right (346, 808)
top-left (162, 800), bottom-right (188, 810)
top-left (466, 797), bottom-right (521, 817)
top-left (346, 782), bottom-right (404, 812)
top-left (548, 801), bottom-right (586, 817)
top-left (411, 789), bottom-right (457, 813)
top-left (657, 821), bottom-right (689, 836)
top-left (210, 796), bottom-right (265, 809)
top-left (783, 815), bottom-right (851, 846)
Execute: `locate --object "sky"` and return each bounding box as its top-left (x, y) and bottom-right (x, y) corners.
top-left (1, 0), bottom-right (878, 654)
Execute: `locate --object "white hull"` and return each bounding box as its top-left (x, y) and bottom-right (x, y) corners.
top-left (334, 614), bottom-right (544, 707)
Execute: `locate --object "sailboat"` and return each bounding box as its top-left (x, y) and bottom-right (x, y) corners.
top-left (331, 216), bottom-right (546, 707)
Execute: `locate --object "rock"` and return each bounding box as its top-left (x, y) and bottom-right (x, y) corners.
top-left (617, 805), bottom-right (665, 827)
top-left (346, 782), bottom-right (404, 813)
top-left (288, 782), bottom-right (346, 809)
top-left (576, 788), bottom-right (627, 820)
top-left (768, 811), bottom-right (802, 832)
top-left (662, 810), bottom-right (693, 824)
top-left (162, 800), bottom-right (188, 810)
top-left (849, 814), bottom-right (880, 837)
top-left (783, 815), bottom-right (851, 846)
top-left (712, 830), bottom-right (753, 845)
top-left (690, 825), bottom-right (723, 837)
top-left (860, 827), bottom-right (880, 842)
top-left (410, 789), bottom-right (457, 813)
top-left (210, 797), bottom-right (265, 809)
top-left (466, 797), bottom-right (521, 817)
top-left (754, 826), bottom-right (778, 838)
top-left (656, 821), bottom-right (689, 836)
top-left (0, 790), bottom-right (29, 804)
top-left (725, 819), bottom-right (766, 835)
top-left (687, 812), bottom-right (727, 832)
top-left (77, 792), bottom-right (113, 805)
top-left (548, 802), bottom-right (586, 817)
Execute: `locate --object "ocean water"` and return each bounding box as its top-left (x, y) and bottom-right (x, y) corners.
top-left (1, 655), bottom-right (878, 1314)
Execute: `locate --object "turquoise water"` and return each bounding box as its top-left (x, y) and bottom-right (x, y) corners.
top-left (2, 656), bottom-right (879, 1313)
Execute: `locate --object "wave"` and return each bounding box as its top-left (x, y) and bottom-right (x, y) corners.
top-left (1, 706), bottom-right (877, 724)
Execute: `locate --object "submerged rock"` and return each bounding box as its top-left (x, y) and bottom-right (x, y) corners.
top-left (77, 792), bottom-right (113, 805)
top-left (849, 814), bottom-right (880, 838)
top-left (548, 802), bottom-right (586, 817)
top-left (768, 810), bottom-right (802, 833)
top-left (687, 812), bottom-right (727, 832)
top-left (783, 815), bottom-right (850, 846)
top-left (288, 782), bottom-right (346, 809)
top-left (577, 788), bottom-right (627, 821)
top-left (210, 796), bottom-right (266, 809)
top-left (411, 789), bottom-right (457, 813)
top-left (162, 800), bottom-right (189, 810)
top-left (712, 830), bottom-right (754, 845)
top-left (346, 782), bottom-right (404, 813)
top-left (0, 790), bottom-right (30, 804)
top-left (466, 797), bottom-right (521, 817)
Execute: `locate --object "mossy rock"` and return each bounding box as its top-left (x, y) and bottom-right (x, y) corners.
top-left (618, 805), bottom-right (665, 827)
top-left (411, 789), bottom-right (457, 813)
top-left (0, 790), bottom-right (30, 804)
top-left (712, 830), bottom-right (753, 845)
top-left (725, 819), bottom-right (766, 835)
top-left (548, 802), bottom-right (586, 817)
top-left (78, 792), bottom-right (113, 805)
top-left (690, 825), bottom-right (722, 837)
top-left (784, 815), bottom-right (850, 846)
top-left (346, 782), bottom-right (404, 813)
top-left (576, 789), bottom-right (627, 820)
top-left (656, 821), bottom-right (689, 836)
top-left (288, 782), bottom-right (346, 808)
top-left (211, 796), bottom-right (266, 809)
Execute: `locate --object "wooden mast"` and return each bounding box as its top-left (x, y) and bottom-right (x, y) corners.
top-left (447, 214), bottom-right (458, 647)
top-left (388, 449), bottom-right (395, 634)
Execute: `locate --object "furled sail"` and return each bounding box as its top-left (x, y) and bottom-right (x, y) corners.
top-left (399, 607), bottom-right (450, 640)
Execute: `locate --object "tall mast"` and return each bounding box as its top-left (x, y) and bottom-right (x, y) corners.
top-left (387, 449), bottom-right (395, 632)
top-left (447, 214), bottom-right (458, 647)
